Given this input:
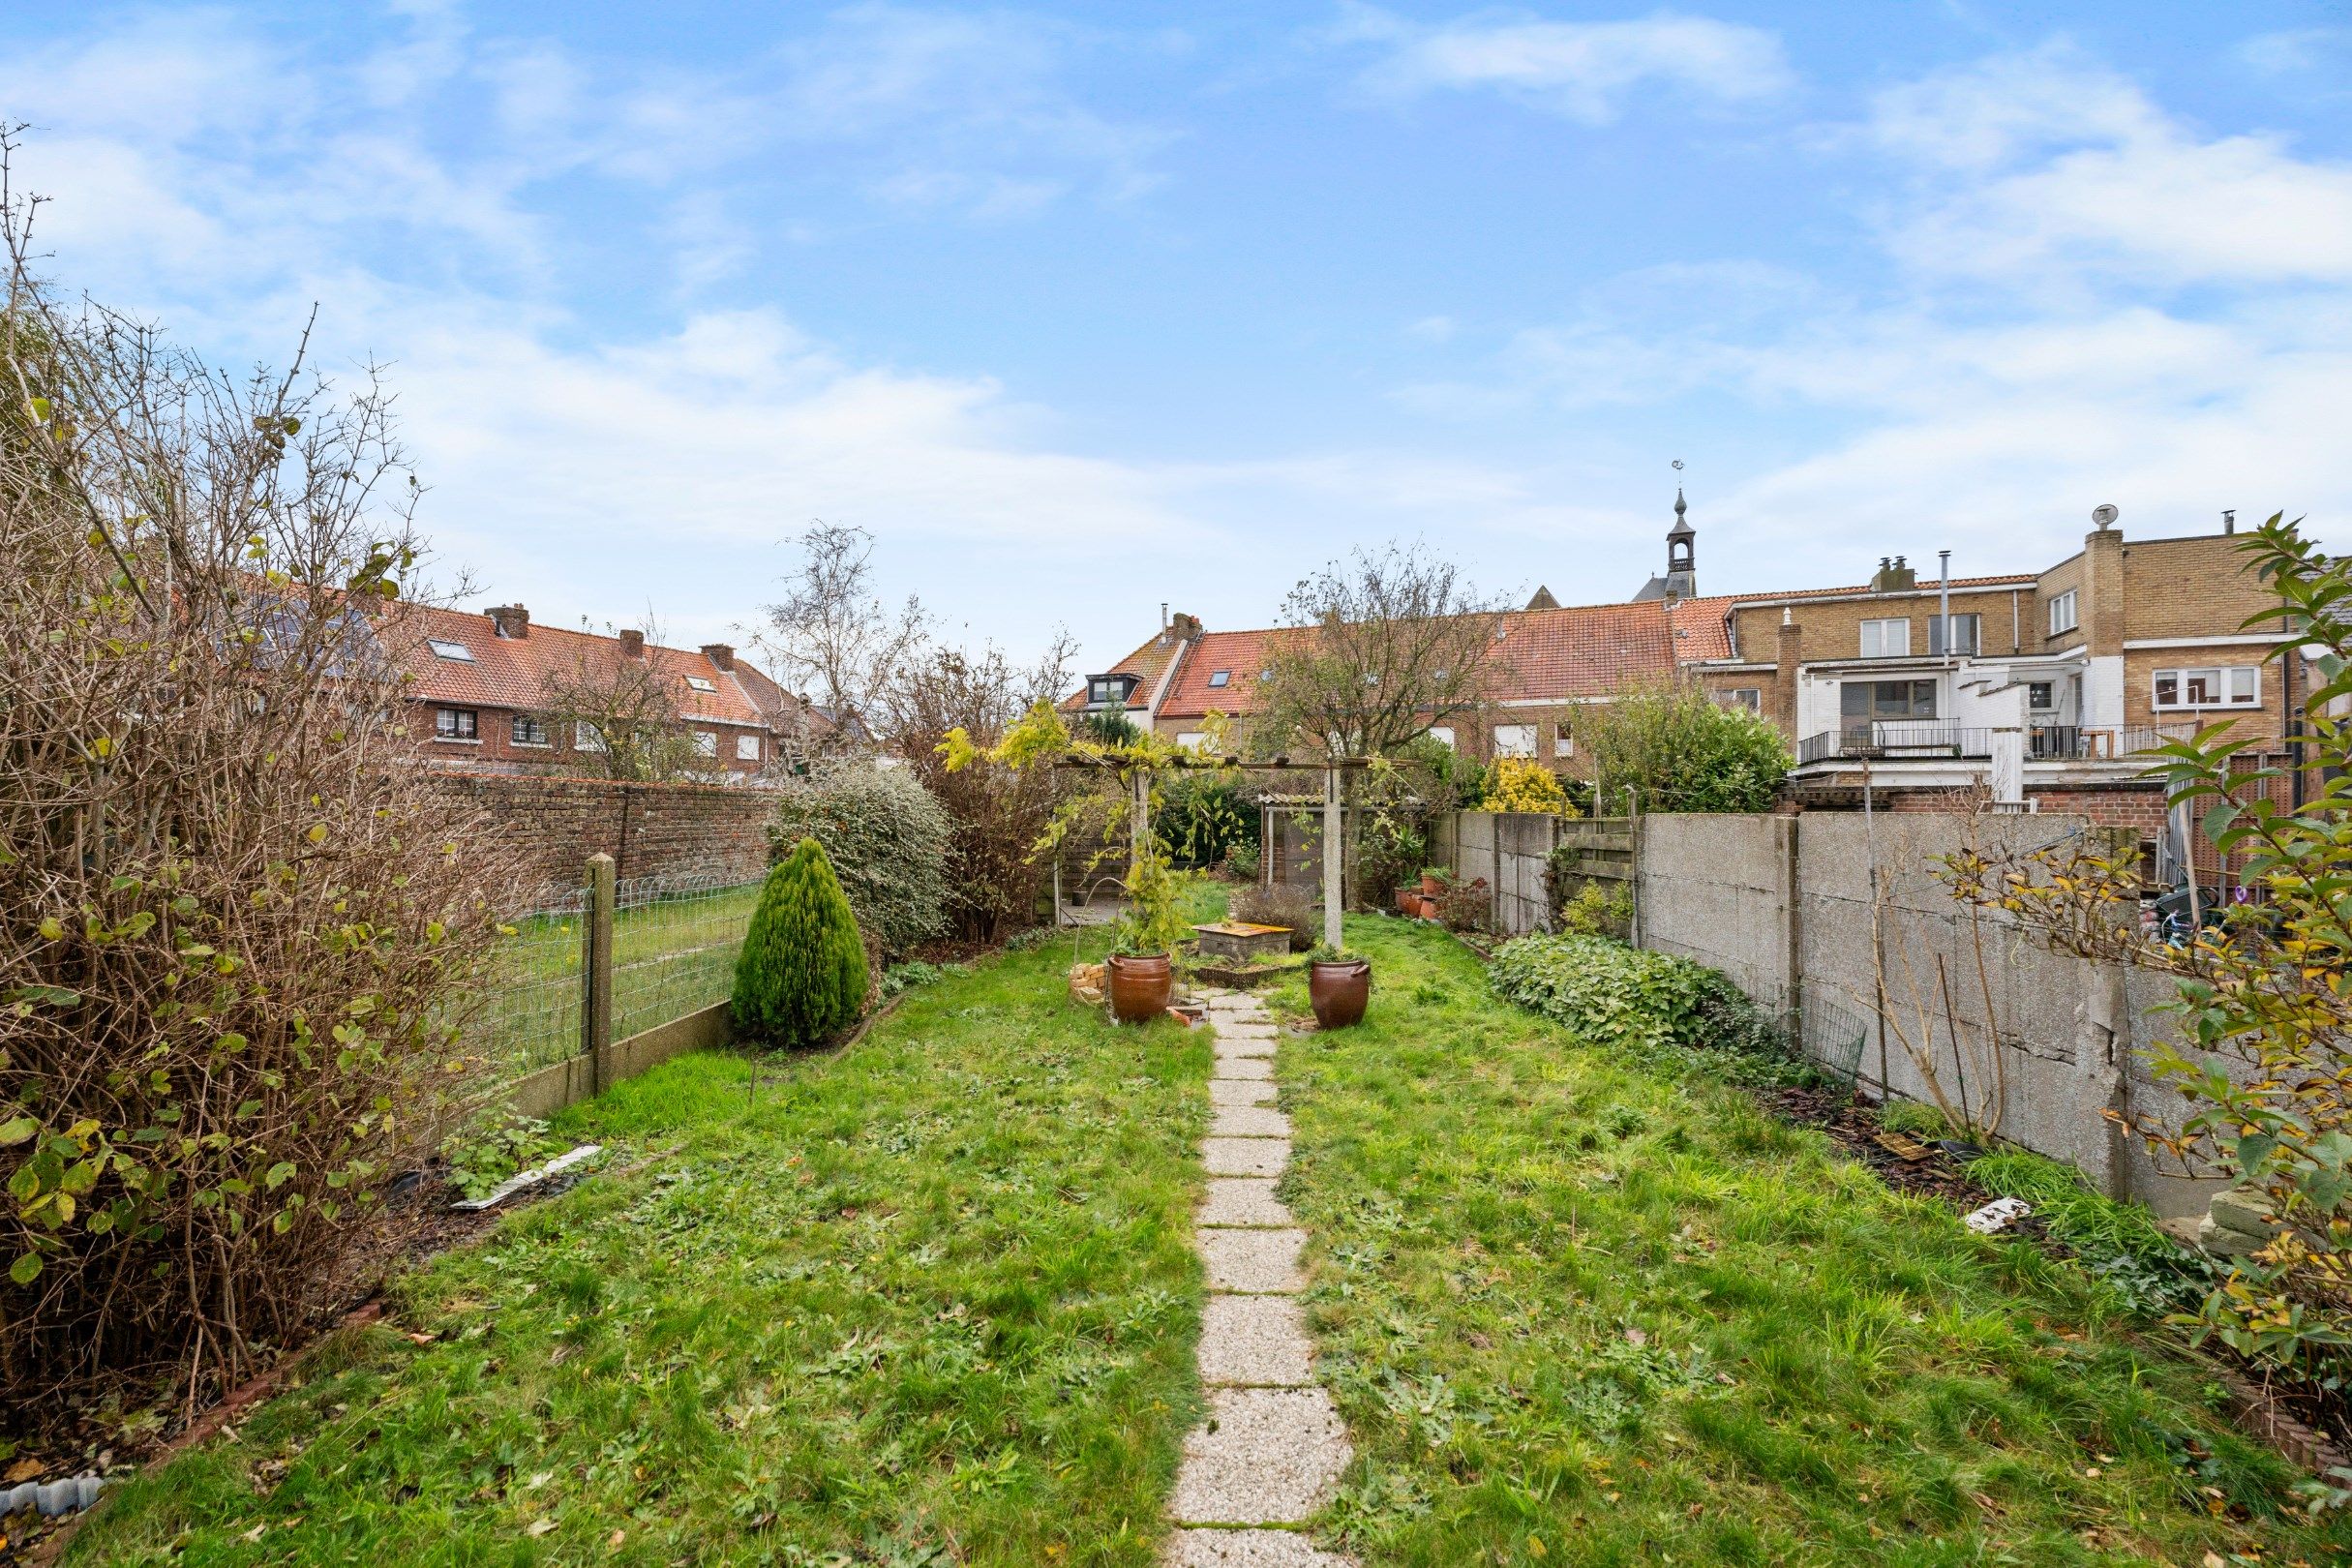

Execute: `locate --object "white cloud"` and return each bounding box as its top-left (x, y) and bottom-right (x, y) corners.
top-left (1869, 47), bottom-right (2352, 286)
top-left (1334, 4), bottom-right (1794, 122)
top-left (2236, 27), bottom-right (2352, 77)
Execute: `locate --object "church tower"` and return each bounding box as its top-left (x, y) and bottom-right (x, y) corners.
top-left (1631, 489), bottom-right (1698, 601)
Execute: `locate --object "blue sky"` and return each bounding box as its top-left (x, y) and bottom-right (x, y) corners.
top-left (6, 3), bottom-right (2350, 676)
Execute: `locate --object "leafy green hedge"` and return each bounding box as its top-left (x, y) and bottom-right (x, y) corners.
top-left (1489, 933), bottom-right (1806, 1086)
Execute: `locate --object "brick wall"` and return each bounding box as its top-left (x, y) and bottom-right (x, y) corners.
top-left (2122, 533), bottom-right (2277, 642)
top-left (421, 769), bottom-right (781, 901)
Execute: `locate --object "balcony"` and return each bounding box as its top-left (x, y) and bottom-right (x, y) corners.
top-left (1796, 722), bottom-right (2193, 768)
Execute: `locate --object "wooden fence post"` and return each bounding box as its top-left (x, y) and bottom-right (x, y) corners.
top-left (584, 853), bottom-right (615, 1099)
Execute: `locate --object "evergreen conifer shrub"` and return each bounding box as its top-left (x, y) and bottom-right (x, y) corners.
top-left (733, 837), bottom-right (869, 1045)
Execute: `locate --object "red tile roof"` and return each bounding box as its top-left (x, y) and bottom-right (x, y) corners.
top-left (399, 604), bottom-right (793, 731)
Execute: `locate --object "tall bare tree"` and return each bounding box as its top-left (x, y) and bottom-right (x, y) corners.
top-left (534, 618), bottom-right (710, 783)
top-left (1255, 540), bottom-right (1510, 757)
top-left (756, 522), bottom-right (928, 747)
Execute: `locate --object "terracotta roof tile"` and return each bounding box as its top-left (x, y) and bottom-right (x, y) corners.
top-left (399, 605), bottom-right (786, 730)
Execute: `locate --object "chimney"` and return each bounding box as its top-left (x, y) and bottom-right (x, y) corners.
top-left (1773, 610), bottom-right (1802, 733)
top-left (1169, 612), bottom-right (1203, 643)
top-left (619, 629), bottom-right (646, 658)
top-left (1870, 556), bottom-right (1916, 593)
top-left (701, 642), bottom-right (735, 672)
top-left (487, 604), bottom-right (529, 639)
top-left (2223, 509), bottom-right (2236, 534)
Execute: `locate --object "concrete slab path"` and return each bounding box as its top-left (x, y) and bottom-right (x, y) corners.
top-left (1163, 989), bottom-right (1355, 1568)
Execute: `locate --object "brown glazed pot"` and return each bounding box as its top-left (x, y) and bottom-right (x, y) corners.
top-left (1309, 958), bottom-right (1372, 1030)
top-left (1105, 952), bottom-right (1174, 1024)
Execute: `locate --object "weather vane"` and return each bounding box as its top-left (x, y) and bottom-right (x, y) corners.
top-left (1672, 459), bottom-right (1683, 471)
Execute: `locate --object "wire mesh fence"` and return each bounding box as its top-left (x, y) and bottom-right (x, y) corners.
top-left (469, 868), bottom-right (765, 1089)
top-left (1793, 991), bottom-right (1872, 1091)
top-left (610, 873), bottom-right (764, 1044)
top-left (475, 882), bottom-right (589, 1076)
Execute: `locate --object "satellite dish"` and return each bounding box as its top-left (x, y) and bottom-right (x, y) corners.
top-left (2092, 503), bottom-right (2120, 529)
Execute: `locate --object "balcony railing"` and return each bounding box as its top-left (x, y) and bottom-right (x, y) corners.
top-left (1797, 722), bottom-right (2196, 767)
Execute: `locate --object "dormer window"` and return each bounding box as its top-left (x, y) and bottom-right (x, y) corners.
top-left (426, 638), bottom-right (474, 662)
top-left (1085, 673), bottom-right (1141, 709)
top-left (1208, 670), bottom-right (1230, 688)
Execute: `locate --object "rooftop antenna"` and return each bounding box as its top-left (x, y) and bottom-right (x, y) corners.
top-left (2092, 503), bottom-right (2119, 530)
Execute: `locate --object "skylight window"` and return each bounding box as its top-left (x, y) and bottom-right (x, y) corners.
top-left (427, 638), bottom-right (474, 662)
top-left (1207, 670), bottom-right (1230, 688)
top-left (684, 676), bottom-right (717, 693)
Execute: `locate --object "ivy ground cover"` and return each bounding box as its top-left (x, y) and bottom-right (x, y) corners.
top-left (66, 933), bottom-right (1208, 1567)
top-left (1268, 916), bottom-right (2352, 1565)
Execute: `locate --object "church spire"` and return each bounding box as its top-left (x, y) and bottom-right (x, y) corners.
top-left (1664, 488), bottom-right (1696, 596)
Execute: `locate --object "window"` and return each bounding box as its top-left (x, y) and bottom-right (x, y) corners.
top-left (434, 707), bottom-right (478, 739)
top-left (1493, 723), bottom-right (1536, 757)
top-left (1427, 725), bottom-right (1456, 748)
top-left (426, 638), bottom-right (474, 662)
top-left (2027, 680), bottom-right (2056, 711)
top-left (575, 722), bottom-right (607, 753)
top-left (2154, 666), bottom-right (2260, 709)
top-left (1553, 718), bottom-right (1574, 758)
top-left (1719, 688), bottom-right (1762, 711)
top-left (510, 714), bottom-right (549, 746)
top-left (1858, 618), bottom-right (1911, 658)
top-left (1207, 671), bottom-right (1230, 688)
top-left (1086, 674), bottom-right (1139, 708)
top-left (684, 676), bottom-right (716, 693)
top-left (2047, 589), bottom-right (2078, 635)
top-left (737, 733), bottom-right (761, 762)
top-left (1175, 731), bottom-right (1209, 751)
top-left (1258, 668), bottom-right (1274, 682)
top-left (1840, 680), bottom-right (1936, 721)
top-left (692, 730), bottom-right (718, 757)
top-left (1928, 614), bottom-right (1979, 656)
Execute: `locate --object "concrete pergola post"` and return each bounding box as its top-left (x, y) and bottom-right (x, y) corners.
top-left (1321, 763), bottom-right (1342, 951)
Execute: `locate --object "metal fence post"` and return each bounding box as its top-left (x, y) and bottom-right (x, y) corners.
top-left (584, 853), bottom-right (616, 1098)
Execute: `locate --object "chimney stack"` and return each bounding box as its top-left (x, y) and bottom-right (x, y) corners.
top-left (1169, 612), bottom-right (1203, 643)
top-left (487, 604), bottom-right (530, 639)
top-left (1870, 557), bottom-right (1917, 593)
top-left (701, 642), bottom-right (735, 671)
top-left (2223, 509), bottom-right (2236, 534)
top-left (619, 629), bottom-right (646, 658)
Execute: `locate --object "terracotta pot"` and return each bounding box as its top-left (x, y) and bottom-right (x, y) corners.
top-left (1105, 952), bottom-right (1174, 1024)
top-left (1394, 888), bottom-right (1417, 915)
top-left (1420, 873), bottom-right (1442, 896)
top-left (1309, 958), bottom-right (1372, 1029)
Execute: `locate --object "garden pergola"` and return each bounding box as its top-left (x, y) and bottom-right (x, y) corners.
top-left (1050, 755), bottom-right (1372, 950)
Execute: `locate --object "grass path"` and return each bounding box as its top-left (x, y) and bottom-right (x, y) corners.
top-left (1265, 916), bottom-right (2352, 1566)
top-left (69, 931), bottom-right (1209, 1567)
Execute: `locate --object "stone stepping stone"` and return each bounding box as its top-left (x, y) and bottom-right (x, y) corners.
top-left (1209, 1078), bottom-right (1275, 1108)
top-left (1201, 1227), bottom-right (1306, 1292)
top-left (1215, 1057), bottom-right (1274, 1081)
top-left (1162, 1529), bottom-right (1355, 1567)
top-left (1199, 1178), bottom-right (1293, 1227)
top-left (1211, 1103), bottom-right (1292, 1139)
top-left (1216, 1038), bottom-right (1277, 1061)
top-left (1168, 1387), bottom-right (1351, 1524)
top-left (1196, 1294), bottom-right (1317, 1386)
top-left (1204, 1137), bottom-right (1287, 1178)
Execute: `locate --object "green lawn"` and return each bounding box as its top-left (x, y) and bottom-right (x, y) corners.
top-left (69, 926), bottom-right (1207, 1567)
top-left (67, 905), bottom-right (2352, 1566)
top-left (1266, 915), bottom-right (2350, 1565)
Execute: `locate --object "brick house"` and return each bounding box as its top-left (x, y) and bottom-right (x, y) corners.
top-left (401, 602), bottom-right (824, 781)
top-left (1072, 501), bottom-right (2312, 835)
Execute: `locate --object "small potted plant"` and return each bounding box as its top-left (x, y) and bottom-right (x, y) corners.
top-left (1307, 942), bottom-right (1372, 1029)
top-left (1419, 866), bottom-right (1445, 897)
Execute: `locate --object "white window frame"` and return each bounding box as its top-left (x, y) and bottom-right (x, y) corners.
top-left (2153, 665), bottom-right (2261, 710)
top-left (510, 713), bottom-right (550, 747)
top-left (1206, 671), bottom-right (1230, 688)
top-left (1427, 725), bottom-right (1456, 749)
top-left (1493, 723), bottom-right (1536, 758)
top-left (433, 707), bottom-right (478, 740)
top-left (1720, 688), bottom-right (1762, 712)
top-left (1858, 618), bottom-right (1911, 658)
top-left (736, 733), bottom-right (762, 761)
top-left (575, 721), bottom-right (607, 753)
top-left (692, 730), bottom-right (718, 757)
top-left (684, 676), bottom-right (717, 693)
top-left (426, 638), bottom-right (474, 662)
top-left (1553, 718), bottom-right (1574, 758)
top-left (2047, 589), bottom-right (2078, 636)
top-left (1175, 731), bottom-right (1209, 751)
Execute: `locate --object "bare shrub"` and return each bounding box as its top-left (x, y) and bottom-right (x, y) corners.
top-left (0, 140), bottom-right (506, 1408)
top-left (1230, 885), bottom-right (1316, 952)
